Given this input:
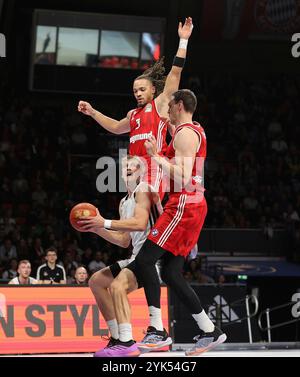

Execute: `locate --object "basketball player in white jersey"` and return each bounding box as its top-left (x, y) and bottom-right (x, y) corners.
top-left (8, 260), bottom-right (38, 285)
top-left (79, 155), bottom-right (171, 357)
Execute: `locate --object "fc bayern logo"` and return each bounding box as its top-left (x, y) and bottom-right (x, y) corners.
top-left (151, 229), bottom-right (159, 237)
top-left (255, 0), bottom-right (300, 33)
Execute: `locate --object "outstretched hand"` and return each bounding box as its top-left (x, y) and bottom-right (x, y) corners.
top-left (178, 17), bottom-right (193, 40)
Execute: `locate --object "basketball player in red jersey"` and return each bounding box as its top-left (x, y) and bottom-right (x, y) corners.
top-left (78, 17), bottom-right (194, 198)
top-left (127, 89), bottom-right (227, 356)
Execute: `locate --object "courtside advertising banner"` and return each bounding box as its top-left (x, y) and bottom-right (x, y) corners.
top-left (0, 286), bottom-right (169, 354)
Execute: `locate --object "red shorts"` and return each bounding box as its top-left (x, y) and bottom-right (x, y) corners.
top-left (148, 194), bottom-right (207, 257)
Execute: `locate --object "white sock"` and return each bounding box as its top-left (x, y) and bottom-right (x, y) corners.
top-left (107, 319), bottom-right (119, 340)
top-left (192, 310), bottom-right (215, 333)
top-left (119, 323), bottom-right (133, 342)
top-left (149, 306), bottom-right (163, 331)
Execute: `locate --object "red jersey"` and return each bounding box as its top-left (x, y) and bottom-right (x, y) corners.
top-left (148, 121), bottom-right (208, 257)
top-left (165, 121), bottom-right (207, 200)
top-left (128, 99), bottom-right (168, 157)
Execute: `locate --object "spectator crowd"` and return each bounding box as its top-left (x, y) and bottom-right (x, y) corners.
top-left (0, 74), bottom-right (299, 283)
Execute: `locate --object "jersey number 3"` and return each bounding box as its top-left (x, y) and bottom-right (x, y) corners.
top-left (135, 118), bottom-right (141, 130)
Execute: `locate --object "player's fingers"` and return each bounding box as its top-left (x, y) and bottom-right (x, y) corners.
top-left (77, 217), bottom-right (92, 223)
top-left (79, 225), bottom-right (90, 231)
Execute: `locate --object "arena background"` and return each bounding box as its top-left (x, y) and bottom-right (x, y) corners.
top-left (0, 0), bottom-right (300, 362)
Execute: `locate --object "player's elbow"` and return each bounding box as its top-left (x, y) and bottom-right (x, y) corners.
top-left (113, 127), bottom-right (126, 135)
top-left (135, 220), bottom-right (148, 232)
top-left (120, 237), bottom-right (131, 248)
top-left (108, 126), bottom-right (122, 135)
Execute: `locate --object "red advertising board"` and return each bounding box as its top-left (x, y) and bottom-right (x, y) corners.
top-left (0, 286), bottom-right (169, 354)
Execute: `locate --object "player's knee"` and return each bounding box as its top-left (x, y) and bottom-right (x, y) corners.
top-left (88, 273), bottom-right (96, 289)
top-left (110, 278), bottom-right (126, 295)
top-left (88, 270), bottom-right (104, 289)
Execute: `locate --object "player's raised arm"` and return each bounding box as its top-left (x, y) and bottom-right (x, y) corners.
top-left (155, 17), bottom-right (193, 114)
top-left (78, 100), bottom-right (131, 135)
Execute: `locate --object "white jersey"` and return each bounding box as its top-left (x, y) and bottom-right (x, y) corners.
top-left (9, 276), bottom-right (38, 285)
top-left (117, 183), bottom-right (162, 269)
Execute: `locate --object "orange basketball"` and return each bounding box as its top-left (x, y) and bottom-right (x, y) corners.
top-left (69, 202), bottom-right (97, 232)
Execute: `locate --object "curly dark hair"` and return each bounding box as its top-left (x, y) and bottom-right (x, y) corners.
top-left (135, 57), bottom-right (166, 97)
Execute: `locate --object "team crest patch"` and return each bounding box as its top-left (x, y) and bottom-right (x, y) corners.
top-left (145, 104), bottom-right (152, 112)
top-left (151, 228), bottom-right (159, 237)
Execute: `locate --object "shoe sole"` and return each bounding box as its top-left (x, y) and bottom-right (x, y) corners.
top-left (185, 333), bottom-right (227, 356)
top-left (124, 350), bottom-right (141, 357)
top-left (96, 350), bottom-right (141, 357)
top-left (137, 337), bottom-right (173, 353)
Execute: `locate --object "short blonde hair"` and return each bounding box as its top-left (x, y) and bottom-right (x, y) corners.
top-left (18, 259), bottom-right (31, 267)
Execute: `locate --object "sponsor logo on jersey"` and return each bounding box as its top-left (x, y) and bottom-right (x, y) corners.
top-left (145, 103), bottom-right (152, 113)
top-left (192, 175), bottom-right (203, 184)
top-left (151, 228), bottom-right (159, 237)
top-left (130, 131), bottom-right (153, 144)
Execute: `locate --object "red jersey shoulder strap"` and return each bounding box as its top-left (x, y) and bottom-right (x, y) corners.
top-left (174, 122), bottom-right (203, 152)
